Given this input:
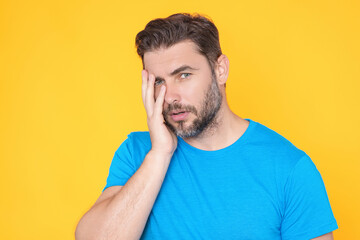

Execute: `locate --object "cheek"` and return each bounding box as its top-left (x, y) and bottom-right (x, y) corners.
top-left (181, 79), bottom-right (208, 103)
top-left (179, 88), bottom-right (202, 108)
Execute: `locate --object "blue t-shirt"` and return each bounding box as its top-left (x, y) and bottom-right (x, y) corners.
top-left (104, 119), bottom-right (338, 239)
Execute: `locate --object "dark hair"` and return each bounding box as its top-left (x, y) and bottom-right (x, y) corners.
top-left (135, 13), bottom-right (222, 69)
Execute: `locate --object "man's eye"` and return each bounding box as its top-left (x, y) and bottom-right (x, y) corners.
top-left (155, 80), bottom-right (164, 86)
top-left (180, 73), bottom-right (191, 79)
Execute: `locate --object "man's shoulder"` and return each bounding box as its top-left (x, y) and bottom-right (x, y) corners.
top-left (127, 131), bottom-right (150, 139)
top-left (246, 120), bottom-right (317, 185)
top-left (114, 131), bottom-right (152, 154)
top-left (249, 119), bottom-right (307, 163)
top-left (113, 131), bottom-right (151, 164)
top-left (251, 120), bottom-right (302, 149)
top-left (125, 131), bottom-right (151, 147)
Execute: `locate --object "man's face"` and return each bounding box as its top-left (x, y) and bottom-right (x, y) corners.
top-left (143, 40), bottom-right (222, 138)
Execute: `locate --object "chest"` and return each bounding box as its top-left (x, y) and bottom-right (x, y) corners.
top-left (141, 154), bottom-right (284, 239)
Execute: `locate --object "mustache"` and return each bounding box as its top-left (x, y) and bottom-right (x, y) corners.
top-left (163, 102), bottom-right (198, 116)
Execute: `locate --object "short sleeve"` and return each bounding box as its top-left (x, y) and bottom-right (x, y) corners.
top-left (281, 154), bottom-right (338, 239)
top-left (102, 135), bottom-right (136, 192)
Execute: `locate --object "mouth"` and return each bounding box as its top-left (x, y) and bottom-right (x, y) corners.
top-left (169, 110), bottom-right (189, 122)
top-left (172, 111), bottom-right (186, 115)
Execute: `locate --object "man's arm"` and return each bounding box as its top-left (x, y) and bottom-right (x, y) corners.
top-left (75, 71), bottom-right (177, 240)
top-left (312, 232), bottom-right (334, 240)
top-left (75, 150), bottom-right (172, 240)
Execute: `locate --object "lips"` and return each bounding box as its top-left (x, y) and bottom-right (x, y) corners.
top-left (169, 110), bottom-right (189, 122)
top-left (171, 110), bottom-right (185, 115)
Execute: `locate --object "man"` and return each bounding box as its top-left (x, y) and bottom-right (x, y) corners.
top-left (75, 13), bottom-right (338, 240)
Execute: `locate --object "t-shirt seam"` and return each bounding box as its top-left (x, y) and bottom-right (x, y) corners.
top-left (282, 153), bottom-right (308, 219)
top-left (283, 153), bottom-right (308, 192)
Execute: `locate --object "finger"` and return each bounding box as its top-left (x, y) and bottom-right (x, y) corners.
top-left (145, 73), bottom-right (155, 116)
top-left (154, 85), bottom-right (166, 116)
top-left (141, 70), bottom-right (148, 106)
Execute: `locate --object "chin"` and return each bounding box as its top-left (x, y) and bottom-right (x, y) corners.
top-left (165, 120), bottom-right (198, 138)
top-left (175, 125), bottom-right (202, 138)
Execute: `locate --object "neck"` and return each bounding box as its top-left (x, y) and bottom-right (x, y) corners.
top-left (183, 101), bottom-right (249, 151)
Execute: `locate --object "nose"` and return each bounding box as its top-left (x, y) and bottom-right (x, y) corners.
top-left (164, 82), bottom-right (181, 105)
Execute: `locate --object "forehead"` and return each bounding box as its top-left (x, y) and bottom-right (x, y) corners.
top-left (143, 40), bottom-right (209, 75)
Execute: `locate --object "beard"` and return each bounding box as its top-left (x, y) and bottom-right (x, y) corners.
top-left (162, 71), bottom-right (222, 138)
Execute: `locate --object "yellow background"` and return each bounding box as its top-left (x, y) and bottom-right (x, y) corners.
top-left (1, 0), bottom-right (359, 239)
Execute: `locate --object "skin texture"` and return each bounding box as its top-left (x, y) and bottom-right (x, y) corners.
top-left (75, 39), bottom-right (334, 240)
top-left (312, 232), bottom-right (334, 240)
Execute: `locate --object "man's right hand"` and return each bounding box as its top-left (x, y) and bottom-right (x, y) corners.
top-left (75, 70), bottom-right (178, 240)
top-left (141, 70), bottom-right (178, 156)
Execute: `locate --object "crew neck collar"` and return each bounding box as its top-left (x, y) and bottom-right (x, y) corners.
top-left (177, 118), bottom-right (256, 157)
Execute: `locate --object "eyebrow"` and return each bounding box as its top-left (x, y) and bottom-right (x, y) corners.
top-left (155, 65), bottom-right (198, 83)
top-left (170, 65), bottom-right (198, 76)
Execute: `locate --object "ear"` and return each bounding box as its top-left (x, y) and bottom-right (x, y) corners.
top-left (215, 54), bottom-right (229, 85)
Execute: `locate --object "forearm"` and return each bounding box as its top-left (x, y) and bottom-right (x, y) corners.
top-left (75, 150), bottom-right (172, 240)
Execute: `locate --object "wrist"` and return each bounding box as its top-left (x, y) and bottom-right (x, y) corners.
top-left (147, 149), bottom-right (174, 162)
